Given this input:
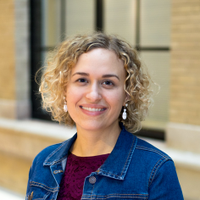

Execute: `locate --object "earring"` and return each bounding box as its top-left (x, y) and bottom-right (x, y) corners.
top-left (63, 97), bottom-right (68, 112)
top-left (122, 104), bottom-right (128, 120)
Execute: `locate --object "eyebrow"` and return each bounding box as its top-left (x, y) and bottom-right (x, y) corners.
top-left (72, 72), bottom-right (120, 80)
top-left (72, 72), bottom-right (89, 77)
top-left (102, 74), bottom-right (120, 80)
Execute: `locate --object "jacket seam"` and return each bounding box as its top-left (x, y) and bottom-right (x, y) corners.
top-left (120, 136), bottom-right (136, 177)
top-left (97, 170), bottom-right (124, 179)
top-left (148, 158), bottom-right (170, 187)
top-left (136, 145), bottom-right (169, 159)
top-left (30, 181), bottom-right (59, 192)
top-left (81, 193), bottom-right (148, 199)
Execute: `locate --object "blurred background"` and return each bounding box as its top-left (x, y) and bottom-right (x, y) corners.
top-left (0, 0), bottom-right (200, 199)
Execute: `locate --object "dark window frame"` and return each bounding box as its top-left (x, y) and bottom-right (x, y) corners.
top-left (30, 0), bottom-right (52, 120)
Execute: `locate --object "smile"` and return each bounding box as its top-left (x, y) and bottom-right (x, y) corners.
top-left (81, 106), bottom-right (106, 112)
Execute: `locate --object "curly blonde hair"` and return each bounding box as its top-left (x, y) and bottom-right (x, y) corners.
top-left (38, 32), bottom-right (153, 133)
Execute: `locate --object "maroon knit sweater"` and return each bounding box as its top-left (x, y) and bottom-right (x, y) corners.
top-left (57, 152), bottom-right (109, 200)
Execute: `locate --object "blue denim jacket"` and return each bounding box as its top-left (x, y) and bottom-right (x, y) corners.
top-left (26, 126), bottom-right (184, 200)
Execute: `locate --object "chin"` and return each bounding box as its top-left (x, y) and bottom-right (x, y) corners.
top-left (77, 120), bottom-right (105, 131)
top-left (77, 119), bottom-right (119, 133)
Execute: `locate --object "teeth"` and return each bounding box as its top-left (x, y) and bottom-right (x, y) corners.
top-left (82, 107), bottom-right (104, 112)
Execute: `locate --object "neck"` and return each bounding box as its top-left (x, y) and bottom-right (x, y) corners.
top-left (71, 123), bottom-right (121, 157)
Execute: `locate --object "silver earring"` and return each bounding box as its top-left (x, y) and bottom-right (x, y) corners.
top-left (122, 104), bottom-right (128, 120)
top-left (63, 97), bottom-right (68, 112)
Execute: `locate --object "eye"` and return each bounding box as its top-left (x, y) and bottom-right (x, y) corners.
top-left (77, 78), bottom-right (88, 83)
top-left (102, 80), bottom-right (114, 86)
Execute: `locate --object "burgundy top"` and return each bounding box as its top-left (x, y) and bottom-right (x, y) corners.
top-left (57, 152), bottom-right (110, 200)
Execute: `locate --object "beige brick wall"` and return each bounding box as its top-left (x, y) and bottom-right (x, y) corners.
top-left (0, 0), bottom-right (15, 100)
top-left (170, 1), bottom-right (200, 126)
top-left (0, 0), bottom-right (30, 119)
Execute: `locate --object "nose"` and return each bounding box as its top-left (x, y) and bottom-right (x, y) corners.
top-left (85, 83), bottom-right (101, 102)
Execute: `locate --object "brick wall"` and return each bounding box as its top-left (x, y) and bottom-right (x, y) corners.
top-left (0, 0), bottom-right (30, 118)
top-left (170, 1), bottom-right (200, 125)
top-left (0, 0), bottom-right (15, 100)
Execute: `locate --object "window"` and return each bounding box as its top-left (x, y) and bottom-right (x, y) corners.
top-left (30, 0), bottom-right (96, 120)
top-left (137, 0), bottom-right (171, 139)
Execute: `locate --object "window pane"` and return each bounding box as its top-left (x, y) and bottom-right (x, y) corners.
top-left (42, 0), bottom-right (62, 47)
top-left (66, 0), bottom-right (95, 36)
top-left (140, 52), bottom-right (170, 124)
top-left (104, 0), bottom-right (136, 46)
top-left (41, 0), bottom-right (62, 72)
top-left (140, 0), bottom-right (171, 46)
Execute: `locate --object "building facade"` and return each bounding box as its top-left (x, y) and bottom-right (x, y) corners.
top-left (0, 0), bottom-right (200, 199)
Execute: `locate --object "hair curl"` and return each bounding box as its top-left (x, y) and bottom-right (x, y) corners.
top-left (38, 32), bottom-right (153, 133)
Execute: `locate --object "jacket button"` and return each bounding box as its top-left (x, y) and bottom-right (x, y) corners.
top-left (89, 176), bottom-right (96, 184)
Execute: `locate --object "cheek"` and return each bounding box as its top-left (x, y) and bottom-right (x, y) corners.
top-left (66, 86), bottom-right (83, 106)
top-left (66, 85), bottom-right (76, 98)
top-left (106, 90), bottom-right (126, 107)
top-left (66, 87), bottom-right (74, 104)
top-left (66, 89), bottom-right (77, 119)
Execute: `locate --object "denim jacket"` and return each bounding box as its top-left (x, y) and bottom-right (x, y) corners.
top-left (26, 126), bottom-right (184, 200)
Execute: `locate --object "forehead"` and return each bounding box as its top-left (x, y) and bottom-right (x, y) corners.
top-left (72, 48), bottom-right (125, 75)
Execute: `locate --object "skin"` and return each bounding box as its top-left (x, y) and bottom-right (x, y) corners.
top-left (66, 48), bottom-right (127, 157)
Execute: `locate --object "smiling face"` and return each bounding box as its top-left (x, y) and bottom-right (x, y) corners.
top-left (66, 48), bottom-right (126, 133)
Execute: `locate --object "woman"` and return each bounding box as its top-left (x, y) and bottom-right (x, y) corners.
top-left (26, 32), bottom-right (183, 200)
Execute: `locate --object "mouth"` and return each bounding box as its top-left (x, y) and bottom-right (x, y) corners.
top-left (80, 106), bottom-right (106, 112)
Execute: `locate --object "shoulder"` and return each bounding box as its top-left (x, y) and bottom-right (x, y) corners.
top-left (133, 136), bottom-right (172, 170)
top-left (134, 138), bottom-right (184, 198)
top-left (120, 127), bottom-right (172, 164)
top-left (133, 136), bottom-right (175, 182)
top-left (120, 128), bottom-right (173, 172)
top-left (128, 136), bottom-right (179, 187)
top-left (135, 137), bottom-right (171, 160)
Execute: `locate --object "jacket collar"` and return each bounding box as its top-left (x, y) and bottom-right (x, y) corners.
top-left (97, 125), bottom-right (137, 180)
top-left (43, 125), bottom-right (137, 181)
top-left (43, 133), bottom-right (77, 166)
